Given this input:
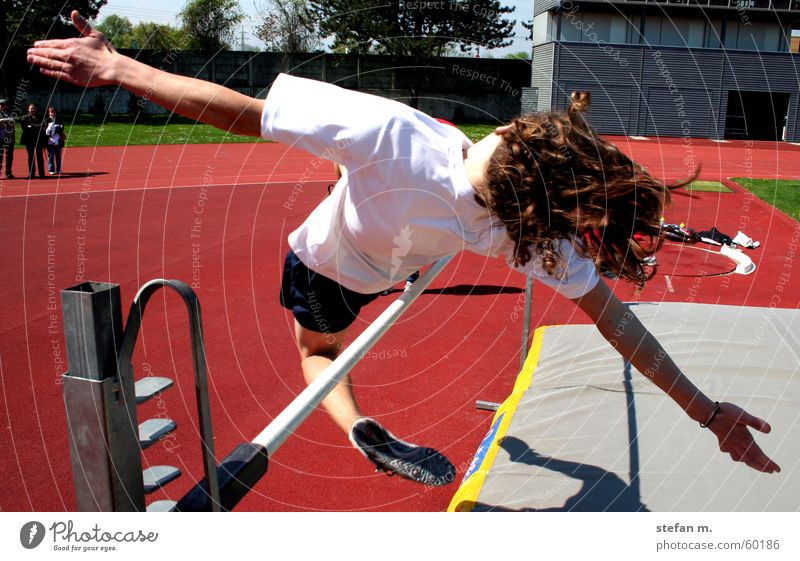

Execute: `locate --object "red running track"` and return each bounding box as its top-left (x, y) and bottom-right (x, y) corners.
top-left (0, 137), bottom-right (798, 512)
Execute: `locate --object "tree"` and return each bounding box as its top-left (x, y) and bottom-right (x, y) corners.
top-left (95, 14), bottom-right (134, 48)
top-left (179, 0), bottom-right (245, 52)
top-left (2, 0), bottom-right (107, 48)
top-left (504, 51), bottom-right (530, 60)
top-left (522, 19), bottom-right (532, 42)
top-left (1, 1), bottom-right (107, 98)
top-left (255, 0), bottom-right (320, 52)
top-left (308, 0), bottom-right (515, 58)
top-left (309, 1), bottom-right (515, 107)
top-left (132, 22), bottom-right (190, 51)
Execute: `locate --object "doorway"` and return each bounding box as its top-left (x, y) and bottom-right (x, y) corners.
top-left (724, 91), bottom-right (790, 141)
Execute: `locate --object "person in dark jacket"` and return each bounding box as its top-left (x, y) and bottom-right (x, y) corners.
top-left (0, 98), bottom-right (16, 179)
top-left (20, 103), bottom-right (46, 178)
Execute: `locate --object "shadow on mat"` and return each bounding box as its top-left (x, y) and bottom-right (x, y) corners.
top-left (469, 436), bottom-right (650, 512)
top-left (382, 284), bottom-right (524, 296)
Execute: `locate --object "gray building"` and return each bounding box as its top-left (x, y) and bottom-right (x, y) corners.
top-left (530, 0), bottom-right (800, 141)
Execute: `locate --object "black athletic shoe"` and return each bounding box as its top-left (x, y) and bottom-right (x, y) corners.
top-left (349, 417), bottom-right (456, 486)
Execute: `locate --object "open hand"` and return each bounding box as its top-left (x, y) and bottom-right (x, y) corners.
top-left (26, 11), bottom-right (118, 87)
top-left (709, 402), bottom-right (780, 473)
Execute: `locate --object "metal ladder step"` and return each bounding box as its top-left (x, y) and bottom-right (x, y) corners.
top-left (146, 500), bottom-right (177, 512)
top-left (142, 466), bottom-right (181, 493)
top-left (135, 377), bottom-right (174, 404)
top-left (139, 418), bottom-right (177, 450)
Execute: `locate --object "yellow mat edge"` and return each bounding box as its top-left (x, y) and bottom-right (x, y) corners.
top-left (447, 325), bottom-right (551, 512)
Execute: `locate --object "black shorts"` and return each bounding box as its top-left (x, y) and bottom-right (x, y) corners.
top-left (279, 249), bottom-right (381, 334)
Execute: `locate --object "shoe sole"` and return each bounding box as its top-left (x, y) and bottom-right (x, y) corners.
top-left (349, 418), bottom-right (456, 486)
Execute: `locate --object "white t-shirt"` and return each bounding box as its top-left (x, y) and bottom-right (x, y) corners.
top-left (261, 74), bottom-right (599, 299)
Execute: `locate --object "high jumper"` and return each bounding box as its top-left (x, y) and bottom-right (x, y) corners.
top-left (27, 11), bottom-right (780, 487)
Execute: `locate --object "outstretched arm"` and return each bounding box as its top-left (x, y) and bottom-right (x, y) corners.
top-left (571, 279), bottom-right (780, 474)
top-left (27, 11), bottom-right (263, 137)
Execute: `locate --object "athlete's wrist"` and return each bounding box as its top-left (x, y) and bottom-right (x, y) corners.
top-left (685, 394), bottom-right (717, 424)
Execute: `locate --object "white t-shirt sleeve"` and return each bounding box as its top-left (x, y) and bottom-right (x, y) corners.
top-left (261, 73), bottom-right (414, 168)
top-left (513, 238), bottom-right (600, 299)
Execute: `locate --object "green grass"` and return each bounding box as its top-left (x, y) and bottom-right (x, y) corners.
top-left (14, 114), bottom-right (497, 147)
top-left (457, 123), bottom-right (496, 143)
top-left (686, 180), bottom-right (732, 193)
top-left (731, 178), bottom-right (800, 221)
top-left (15, 114), bottom-right (266, 147)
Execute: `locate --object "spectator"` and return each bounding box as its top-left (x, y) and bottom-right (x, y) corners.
top-left (0, 98), bottom-right (16, 179)
top-left (20, 103), bottom-right (46, 179)
top-left (45, 106), bottom-right (65, 175)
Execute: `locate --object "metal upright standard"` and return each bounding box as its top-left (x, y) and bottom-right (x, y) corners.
top-left (475, 275), bottom-right (533, 412)
top-left (62, 279), bottom-right (228, 511)
top-left (520, 276), bottom-right (534, 369)
top-left (61, 282), bottom-right (144, 511)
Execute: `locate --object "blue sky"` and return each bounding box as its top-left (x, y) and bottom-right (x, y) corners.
top-left (96, 0), bottom-right (534, 55)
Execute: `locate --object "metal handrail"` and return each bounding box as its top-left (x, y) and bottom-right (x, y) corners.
top-left (118, 279), bottom-right (221, 512)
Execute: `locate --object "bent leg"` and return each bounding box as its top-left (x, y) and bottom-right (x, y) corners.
top-left (291, 309), bottom-right (457, 486)
top-left (294, 321), bottom-right (361, 435)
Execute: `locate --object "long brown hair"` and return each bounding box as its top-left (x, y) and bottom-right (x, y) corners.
top-left (483, 92), bottom-right (692, 287)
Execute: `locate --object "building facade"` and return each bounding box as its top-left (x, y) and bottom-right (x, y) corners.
top-left (530, 0), bottom-right (800, 141)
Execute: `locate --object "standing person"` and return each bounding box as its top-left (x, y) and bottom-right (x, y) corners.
top-left (20, 103), bottom-right (47, 179)
top-left (0, 98), bottom-right (16, 179)
top-left (45, 106), bottom-right (65, 175)
top-left (27, 12), bottom-right (780, 487)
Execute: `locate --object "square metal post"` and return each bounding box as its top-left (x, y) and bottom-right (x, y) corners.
top-left (61, 282), bottom-right (145, 511)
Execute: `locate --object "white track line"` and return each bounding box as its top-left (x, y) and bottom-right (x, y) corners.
top-left (0, 179), bottom-right (328, 199)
